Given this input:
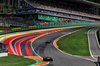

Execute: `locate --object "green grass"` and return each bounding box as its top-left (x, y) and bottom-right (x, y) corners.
top-left (0, 26), bottom-right (22, 30)
top-left (0, 54), bottom-right (36, 66)
top-left (57, 28), bottom-right (91, 56)
top-left (0, 27), bottom-right (12, 30)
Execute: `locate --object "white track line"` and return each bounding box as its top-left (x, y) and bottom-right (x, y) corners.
top-left (95, 29), bottom-right (100, 48)
top-left (30, 30), bottom-right (64, 65)
top-left (30, 34), bottom-right (50, 64)
top-left (87, 29), bottom-right (98, 60)
top-left (53, 28), bottom-right (97, 61)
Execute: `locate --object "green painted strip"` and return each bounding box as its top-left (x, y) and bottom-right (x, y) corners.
top-left (28, 59), bottom-right (40, 66)
top-left (24, 57), bottom-right (40, 66)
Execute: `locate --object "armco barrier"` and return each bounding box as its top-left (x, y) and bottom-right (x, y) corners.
top-left (0, 22), bottom-right (100, 35)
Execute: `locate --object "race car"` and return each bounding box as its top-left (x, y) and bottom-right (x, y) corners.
top-left (43, 57), bottom-right (53, 61)
top-left (45, 41), bottom-right (51, 44)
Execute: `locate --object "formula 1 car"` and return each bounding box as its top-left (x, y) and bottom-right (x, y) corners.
top-left (43, 57), bottom-right (53, 61)
top-left (45, 41), bottom-right (51, 44)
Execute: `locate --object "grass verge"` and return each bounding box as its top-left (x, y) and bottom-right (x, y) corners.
top-left (0, 27), bottom-right (17, 30)
top-left (57, 28), bottom-right (91, 56)
top-left (0, 27), bottom-right (12, 30)
top-left (0, 54), bottom-right (36, 66)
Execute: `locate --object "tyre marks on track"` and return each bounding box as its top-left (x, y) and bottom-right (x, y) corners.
top-left (0, 25), bottom-right (90, 66)
top-left (15, 35), bottom-right (42, 56)
top-left (1, 29), bottom-right (63, 56)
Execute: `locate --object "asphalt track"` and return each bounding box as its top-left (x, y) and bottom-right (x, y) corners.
top-left (88, 28), bottom-right (100, 60)
top-left (1, 25), bottom-right (100, 66)
top-left (2, 29), bottom-right (63, 56)
top-left (32, 26), bottom-right (96, 66)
